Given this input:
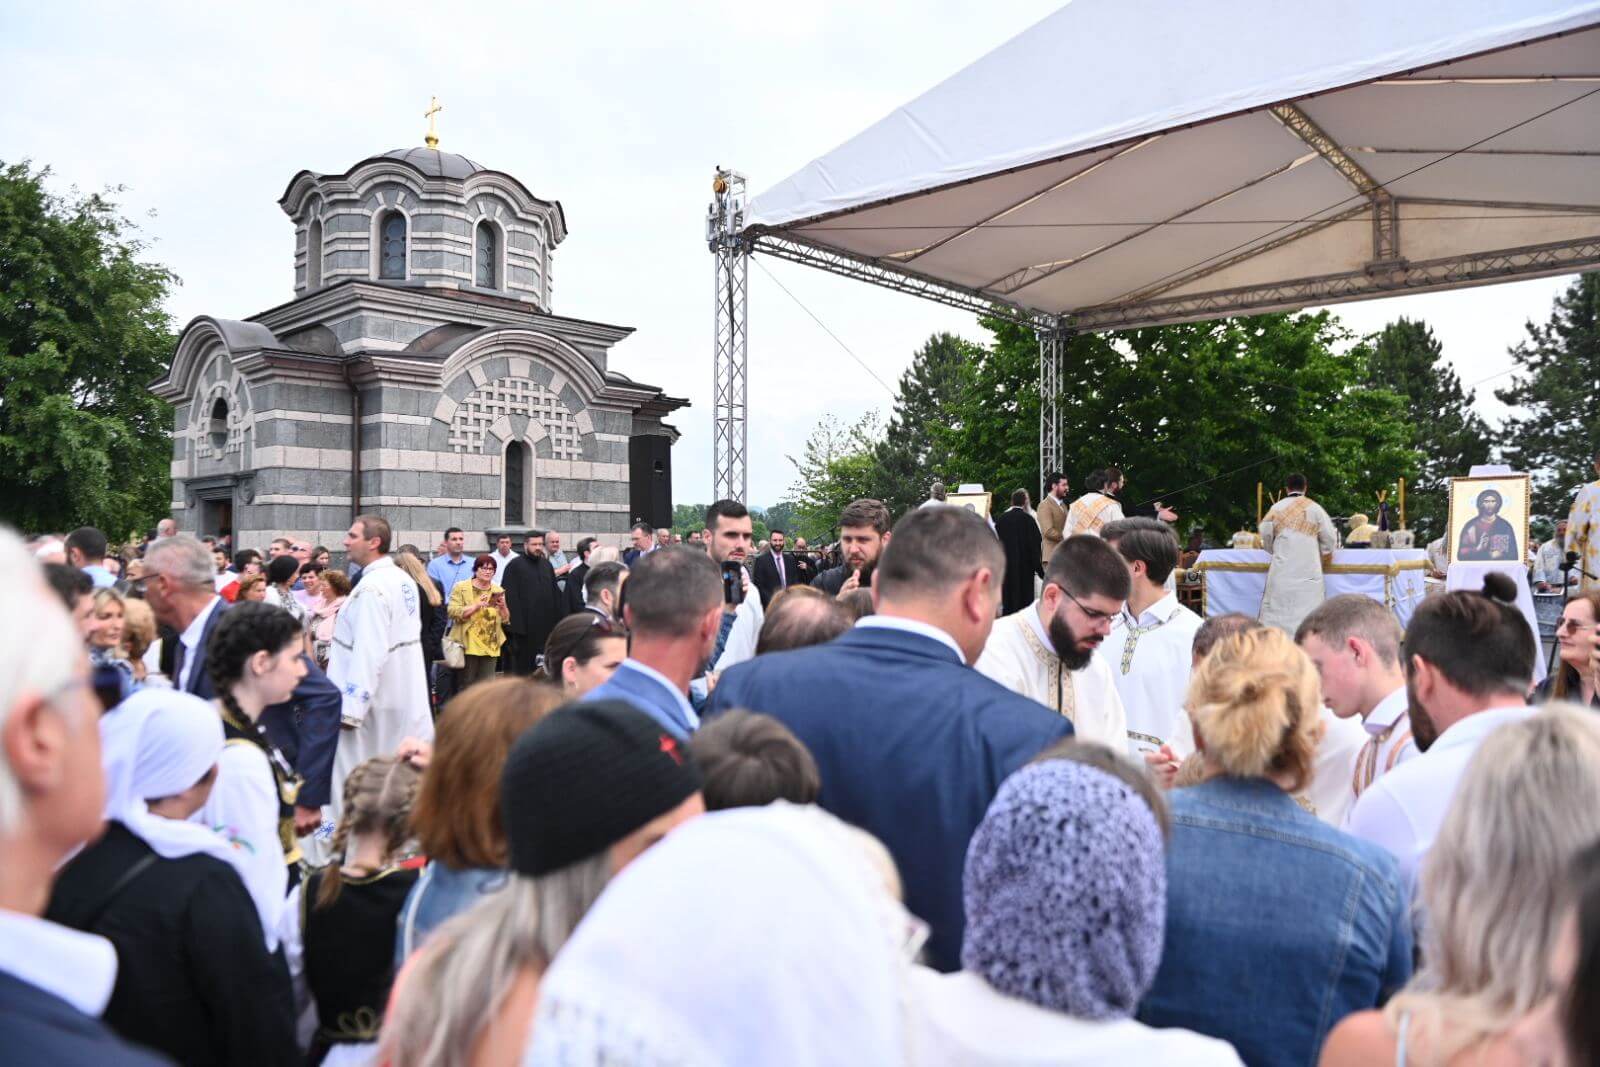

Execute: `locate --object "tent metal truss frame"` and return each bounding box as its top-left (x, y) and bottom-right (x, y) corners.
top-left (708, 169), bottom-right (752, 503)
top-left (708, 190), bottom-right (1600, 501)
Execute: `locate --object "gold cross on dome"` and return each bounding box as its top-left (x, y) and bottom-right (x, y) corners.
top-left (424, 96), bottom-right (443, 149)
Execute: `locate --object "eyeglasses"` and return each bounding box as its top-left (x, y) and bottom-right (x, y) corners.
top-left (1558, 618), bottom-right (1596, 634)
top-left (1054, 584), bottom-right (1117, 622)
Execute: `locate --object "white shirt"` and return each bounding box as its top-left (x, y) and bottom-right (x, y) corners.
top-left (712, 594), bottom-right (764, 674)
top-left (1341, 686), bottom-right (1420, 821)
top-left (490, 549), bottom-right (516, 584)
top-left (909, 969), bottom-right (1242, 1067)
top-left (1304, 707), bottom-right (1368, 827)
top-left (0, 908), bottom-right (119, 1017)
top-left (856, 613), bottom-right (966, 662)
top-left (1345, 704), bottom-right (1536, 893)
top-left (178, 595), bottom-right (223, 692)
top-left (1095, 593), bottom-right (1202, 757)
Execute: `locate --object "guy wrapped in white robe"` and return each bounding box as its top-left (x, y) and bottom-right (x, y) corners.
top-left (975, 606), bottom-right (1128, 749)
top-left (1258, 493), bottom-right (1338, 634)
top-left (326, 555), bottom-right (433, 824)
top-left (1064, 492), bottom-right (1124, 538)
top-left (1567, 479), bottom-right (1600, 594)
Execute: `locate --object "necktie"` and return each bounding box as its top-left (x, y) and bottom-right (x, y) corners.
top-left (777, 553), bottom-right (786, 588)
top-left (173, 639), bottom-right (189, 692)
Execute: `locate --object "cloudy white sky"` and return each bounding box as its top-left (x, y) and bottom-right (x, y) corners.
top-left (3, 3), bottom-right (1574, 507)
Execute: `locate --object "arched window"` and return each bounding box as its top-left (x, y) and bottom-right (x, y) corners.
top-left (306, 219), bottom-right (323, 289)
top-left (379, 211), bottom-right (407, 279)
top-left (475, 221), bottom-right (497, 289)
top-left (209, 397), bottom-right (229, 452)
top-left (504, 441), bottom-right (526, 525)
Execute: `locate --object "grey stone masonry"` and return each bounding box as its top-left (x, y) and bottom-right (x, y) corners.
top-left (154, 144), bottom-right (685, 559)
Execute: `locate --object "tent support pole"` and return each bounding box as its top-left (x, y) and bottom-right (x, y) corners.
top-left (708, 169), bottom-right (749, 503)
top-left (1039, 325), bottom-right (1067, 485)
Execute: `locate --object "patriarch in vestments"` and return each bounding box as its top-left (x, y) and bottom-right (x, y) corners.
top-left (977, 535), bottom-right (1130, 748)
top-left (1258, 474), bottom-right (1338, 634)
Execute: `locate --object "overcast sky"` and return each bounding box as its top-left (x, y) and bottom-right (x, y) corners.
top-left (3, 2), bottom-right (1573, 507)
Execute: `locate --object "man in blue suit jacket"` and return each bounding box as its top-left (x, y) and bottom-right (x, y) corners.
top-left (710, 506), bottom-right (1071, 972)
top-left (584, 547), bottom-right (725, 739)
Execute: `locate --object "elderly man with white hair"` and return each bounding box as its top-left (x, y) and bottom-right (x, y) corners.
top-left (0, 529), bottom-right (167, 1063)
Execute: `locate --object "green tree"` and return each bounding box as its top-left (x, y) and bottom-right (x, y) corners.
top-left (785, 412), bottom-right (883, 539)
top-left (943, 311), bottom-right (1416, 540)
top-left (762, 500), bottom-right (799, 535)
top-left (873, 331), bottom-right (977, 518)
top-left (1496, 274), bottom-right (1600, 518)
top-left (1360, 317), bottom-right (1491, 542)
top-left (0, 161), bottom-right (177, 537)
top-left (672, 502), bottom-right (705, 535)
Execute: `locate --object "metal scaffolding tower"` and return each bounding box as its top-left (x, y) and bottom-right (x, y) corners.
top-left (707, 169), bottom-right (750, 503)
top-left (1038, 328), bottom-right (1065, 479)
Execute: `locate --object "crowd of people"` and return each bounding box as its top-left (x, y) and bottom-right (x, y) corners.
top-left (5, 475), bottom-right (1600, 1066)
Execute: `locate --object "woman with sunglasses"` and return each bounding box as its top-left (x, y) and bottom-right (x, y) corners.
top-left (540, 612), bottom-right (627, 698)
top-left (446, 554), bottom-right (510, 690)
top-left (1534, 592), bottom-right (1600, 707)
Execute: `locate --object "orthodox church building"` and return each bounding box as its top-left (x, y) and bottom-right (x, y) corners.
top-left (152, 124), bottom-right (682, 552)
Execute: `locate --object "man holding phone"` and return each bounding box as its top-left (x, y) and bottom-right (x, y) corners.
top-left (701, 500), bottom-right (764, 678)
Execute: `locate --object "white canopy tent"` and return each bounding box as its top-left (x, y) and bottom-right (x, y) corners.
top-left (708, 0), bottom-right (1600, 499)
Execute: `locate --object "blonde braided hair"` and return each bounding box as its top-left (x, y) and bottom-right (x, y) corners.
top-left (316, 755), bottom-right (422, 910)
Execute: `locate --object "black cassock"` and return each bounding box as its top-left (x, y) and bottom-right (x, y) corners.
top-left (502, 552), bottom-right (568, 673)
top-left (994, 506), bottom-right (1045, 616)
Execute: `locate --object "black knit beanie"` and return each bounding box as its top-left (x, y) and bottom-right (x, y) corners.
top-left (501, 699), bottom-right (704, 876)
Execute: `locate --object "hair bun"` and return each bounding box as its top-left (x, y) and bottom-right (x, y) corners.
top-left (1480, 571), bottom-right (1518, 606)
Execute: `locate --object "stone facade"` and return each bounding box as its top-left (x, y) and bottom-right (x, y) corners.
top-left (152, 147), bottom-right (684, 554)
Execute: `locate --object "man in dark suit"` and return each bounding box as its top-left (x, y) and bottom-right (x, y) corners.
top-left (142, 535), bottom-right (340, 834)
top-left (994, 488), bottom-right (1045, 616)
top-left (709, 506), bottom-right (1071, 972)
top-left (752, 528), bottom-right (806, 607)
top-left (502, 529), bottom-right (568, 674)
top-left (564, 537), bottom-right (596, 614)
top-left (621, 521), bottom-right (653, 567)
top-left (2, 534), bottom-right (170, 1065)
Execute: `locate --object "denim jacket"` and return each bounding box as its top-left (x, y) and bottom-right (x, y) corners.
top-left (394, 862), bottom-right (509, 966)
top-left (1137, 777), bottom-right (1412, 1067)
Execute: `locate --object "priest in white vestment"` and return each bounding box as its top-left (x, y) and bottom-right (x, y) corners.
top-left (1096, 519), bottom-right (1203, 759)
top-left (977, 535), bottom-right (1130, 748)
top-left (327, 516), bottom-right (433, 824)
top-left (1258, 476), bottom-right (1338, 633)
top-left (1065, 488), bottom-right (1124, 539)
top-left (1566, 455), bottom-right (1600, 593)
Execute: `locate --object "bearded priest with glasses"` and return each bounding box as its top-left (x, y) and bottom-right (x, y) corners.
top-left (976, 536), bottom-right (1131, 749)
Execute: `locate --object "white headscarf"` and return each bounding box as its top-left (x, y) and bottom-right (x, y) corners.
top-left (100, 688), bottom-right (279, 948)
top-left (528, 802), bottom-right (914, 1067)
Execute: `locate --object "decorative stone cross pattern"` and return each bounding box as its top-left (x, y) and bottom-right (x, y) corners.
top-left (192, 375), bottom-right (247, 462)
top-left (449, 376), bottom-right (582, 459)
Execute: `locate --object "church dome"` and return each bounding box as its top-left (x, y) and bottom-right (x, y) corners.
top-left (378, 147), bottom-right (486, 180)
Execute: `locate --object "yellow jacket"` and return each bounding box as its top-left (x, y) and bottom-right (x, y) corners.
top-left (448, 580), bottom-right (508, 657)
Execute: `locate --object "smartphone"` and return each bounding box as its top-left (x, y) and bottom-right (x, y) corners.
top-left (856, 561), bottom-right (876, 590)
top-left (721, 560), bottom-right (744, 606)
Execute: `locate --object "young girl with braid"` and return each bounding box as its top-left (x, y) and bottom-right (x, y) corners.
top-left (278, 755), bottom-right (423, 1066)
top-left (200, 601), bottom-right (309, 947)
